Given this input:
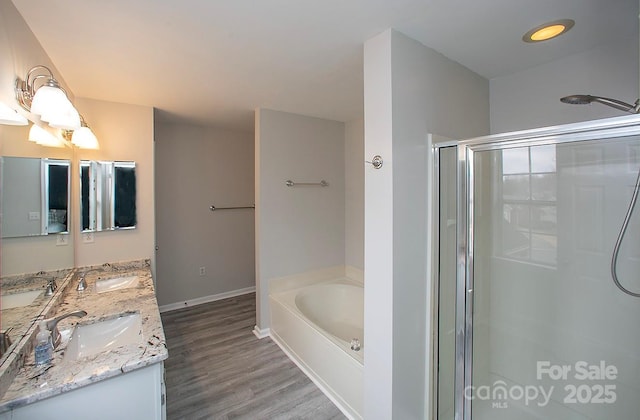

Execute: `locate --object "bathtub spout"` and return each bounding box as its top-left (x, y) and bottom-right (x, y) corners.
top-left (350, 338), bottom-right (361, 352)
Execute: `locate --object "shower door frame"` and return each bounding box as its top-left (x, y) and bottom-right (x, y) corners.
top-left (433, 114), bottom-right (640, 420)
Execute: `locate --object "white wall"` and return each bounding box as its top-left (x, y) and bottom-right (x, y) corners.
top-left (255, 108), bottom-right (345, 330)
top-left (154, 122), bottom-right (255, 307)
top-left (363, 31), bottom-right (394, 420)
top-left (490, 40), bottom-right (639, 134)
top-left (73, 98), bottom-right (155, 270)
top-left (363, 29), bottom-right (489, 419)
top-left (345, 118), bottom-right (364, 270)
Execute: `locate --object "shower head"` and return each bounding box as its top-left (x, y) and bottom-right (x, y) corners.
top-left (560, 94), bottom-right (640, 114)
top-left (560, 95), bottom-right (593, 105)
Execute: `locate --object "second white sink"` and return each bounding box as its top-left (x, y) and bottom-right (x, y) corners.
top-left (95, 275), bottom-right (139, 293)
top-left (64, 313), bottom-right (143, 361)
top-left (1, 290), bottom-right (42, 310)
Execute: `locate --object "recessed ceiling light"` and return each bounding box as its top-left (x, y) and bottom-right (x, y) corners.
top-left (523, 19), bottom-right (575, 43)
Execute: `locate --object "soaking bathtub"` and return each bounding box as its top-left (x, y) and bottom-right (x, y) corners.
top-left (270, 276), bottom-right (363, 419)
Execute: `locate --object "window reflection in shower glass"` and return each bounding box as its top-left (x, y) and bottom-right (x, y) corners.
top-left (471, 135), bottom-right (640, 419)
top-left (502, 148), bottom-right (529, 174)
top-left (531, 174), bottom-right (556, 200)
top-left (531, 144), bottom-right (556, 172)
top-left (502, 175), bottom-right (530, 200)
top-left (500, 145), bottom-right (557, 265)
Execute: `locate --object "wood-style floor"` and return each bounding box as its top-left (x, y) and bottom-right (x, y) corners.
top-left (161, 293), bottom-right (346, 420)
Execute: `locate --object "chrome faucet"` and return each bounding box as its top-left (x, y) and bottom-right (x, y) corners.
top-left (77, 267), bottom-right (107, 291)
top-left (76, 276), bottom-right (87, 291)
top-left (33, 276), bottom-right (57, 296)
top-left (47, 278), bottom-right (57, 295)
top-left (44, 310), bottom-right (87, 349)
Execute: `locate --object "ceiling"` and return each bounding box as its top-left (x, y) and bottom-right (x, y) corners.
top-left (10, 0), bottom-right (638, 132)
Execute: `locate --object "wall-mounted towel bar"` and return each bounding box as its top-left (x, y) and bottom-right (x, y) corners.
top-left (209, 205), bottom-right (255, 211)
top-left (285, 180), bottom-right (328, 187)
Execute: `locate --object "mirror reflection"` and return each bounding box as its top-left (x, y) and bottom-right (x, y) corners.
top-left (0, 269), bottom-right (72, 364)
top-left (1, 157), bottom-right (70, 238)
top-left (80, 160), bottom-right (137, 232)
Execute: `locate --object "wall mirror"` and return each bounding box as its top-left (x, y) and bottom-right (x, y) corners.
top-left (1, 156), bottom-right (70, 238)
top-left (80, 160), bottom-right (137, 232)
top-left (1, 156), bottom-right (77, 367)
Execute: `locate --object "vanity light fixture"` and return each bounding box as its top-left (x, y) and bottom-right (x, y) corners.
top-left (15, 65), bottom-right (99, 149)
top-left (67, 115), bottom-right (99, 149)
top-left (0, 101), bottom-right (28, 125)
top-left (523, 19), bottom-right (575, 43)
top-left (15, 65), bottom-right (81, 130)
top-left (28, 124), bottom-right (65, 148)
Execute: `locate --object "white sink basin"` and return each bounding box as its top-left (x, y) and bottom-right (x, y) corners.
top-left (1, 290), bottom-right (42, 310)
top-left (95, 275), bottom-right (139, 293)
top-left (64, 313), bottom-right (142, 361)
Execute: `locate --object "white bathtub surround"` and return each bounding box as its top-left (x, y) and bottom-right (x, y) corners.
top-left (293, 283), bottom-right (364, 364)
top-left (345, 266), bottom-right (364, 285)
top-left (268, 265), bottom-right (357, 295)
top-left (255, 265), bottom-right (360, 340)
top-left (269, 266), bottom-right (364, 419)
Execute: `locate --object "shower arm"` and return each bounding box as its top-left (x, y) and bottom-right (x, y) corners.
top-left (590, 97), bottom-right (640, 114)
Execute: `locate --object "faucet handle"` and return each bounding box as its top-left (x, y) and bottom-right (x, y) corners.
top-left (43, 278), bottom-right (57, 296)
top-left (44, 310), bottom-right (88, 349)
top-left (77, 276), bottom-right (87, 291)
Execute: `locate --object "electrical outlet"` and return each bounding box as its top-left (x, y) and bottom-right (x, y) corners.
top-left (28, 211), bottom-right (40, 221)
top-left (199, 266), bottom-right (206, 276)
top-left (56, 235), bottom-right (69, 246)
top-left (83, 232), bottom-right (95, 243)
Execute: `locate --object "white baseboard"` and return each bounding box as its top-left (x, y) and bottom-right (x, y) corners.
top-left (252, 325), bottom-right (270, 339)
top-left (159, 286), bottom-right (255, 313)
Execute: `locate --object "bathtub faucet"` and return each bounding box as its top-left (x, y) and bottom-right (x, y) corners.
top-left (350, 338), bottom-right (361, 352)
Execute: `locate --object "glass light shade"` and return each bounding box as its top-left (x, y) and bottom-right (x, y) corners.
top-left (0, 101), bottom-right (28, 125)
top-left (28, 124), bottom-right (65, 148)
top-left (30, 84), bottom-right (70, 116)
top-left (45, 103), bottom-right (81, 130)
top-left (72, 126), bottom-right (100, 149)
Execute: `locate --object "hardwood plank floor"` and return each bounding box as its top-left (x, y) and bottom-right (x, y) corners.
top-left (161, 293), bottom-right (346, 420)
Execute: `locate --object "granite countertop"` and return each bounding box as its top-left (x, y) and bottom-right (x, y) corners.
top-left (0, 260), bottom-right (168, 412)
top-left (1, 268), bottom-right (73, 344)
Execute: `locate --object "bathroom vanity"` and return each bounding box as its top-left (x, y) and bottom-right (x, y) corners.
top-left (0, 260), bottom-right (167, 420)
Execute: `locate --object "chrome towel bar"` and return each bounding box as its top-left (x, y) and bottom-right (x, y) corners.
top-left (285, 180), bottom-right (328, 187)
top-left (209, 205), bottom-right (255, 211)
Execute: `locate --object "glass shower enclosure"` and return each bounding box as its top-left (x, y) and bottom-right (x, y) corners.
top-left (434, 115), bottom-right (640, 419)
